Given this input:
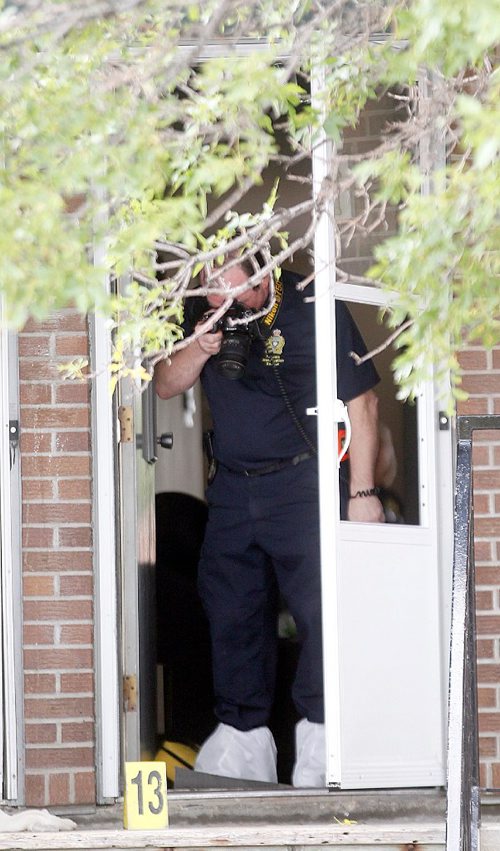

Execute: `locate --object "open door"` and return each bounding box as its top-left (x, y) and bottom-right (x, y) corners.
top-left (117, 376), bottom-right (158, 762)
top-left (311, 85), bottom-right (454, 788)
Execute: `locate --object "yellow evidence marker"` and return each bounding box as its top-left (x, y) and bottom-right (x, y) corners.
top-left (124, 761), bottom-right (168, 830)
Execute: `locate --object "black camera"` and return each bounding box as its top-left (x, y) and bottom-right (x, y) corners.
top-left (211, 305), bottom-right (257, 380)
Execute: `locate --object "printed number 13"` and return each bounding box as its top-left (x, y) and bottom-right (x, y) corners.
top-left (130, 769), bottom-right (164, 815)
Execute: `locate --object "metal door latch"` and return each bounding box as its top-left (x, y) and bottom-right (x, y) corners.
top-left (439, 411), bottom-right (450, 431)
top-left (9, 420), bottom-right (19, 469)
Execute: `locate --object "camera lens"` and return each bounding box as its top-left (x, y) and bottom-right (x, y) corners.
top-left (216, 329), bottom-right (252, 379)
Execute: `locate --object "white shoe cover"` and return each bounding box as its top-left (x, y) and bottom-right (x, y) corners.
top-left (292, 718), bottom-right (326, 787)
top-left (194, 723), bottom-right (277, 783)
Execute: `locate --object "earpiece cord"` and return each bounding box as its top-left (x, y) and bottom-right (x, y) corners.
top-left (271, 364), bottom-right (317, 457)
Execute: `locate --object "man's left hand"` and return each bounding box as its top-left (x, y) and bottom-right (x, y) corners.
top-left (347, 495), bottom-right (385, 523)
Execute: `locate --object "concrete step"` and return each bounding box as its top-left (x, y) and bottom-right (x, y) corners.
top-left (2, 792), bottom-right (497, 851)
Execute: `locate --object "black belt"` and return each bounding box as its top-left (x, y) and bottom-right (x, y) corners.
top-left (221, 450), bottom-right (314, 478)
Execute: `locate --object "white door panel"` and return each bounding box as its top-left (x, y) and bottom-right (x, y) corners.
top-left (337, 532), bottom-right (445, 787)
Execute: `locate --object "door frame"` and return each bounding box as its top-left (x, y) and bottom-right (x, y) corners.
top-left (89, 307), bottom-right (121, 803)
top-left (0, 317), bottom-right (24, 803)
top-left (101, 43), bottom-right (455, 798)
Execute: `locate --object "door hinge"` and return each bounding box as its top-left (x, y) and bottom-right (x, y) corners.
top-left (118, 405), bottom-right (134, 443)
top-left (123, 674), bottom-right (138, 712)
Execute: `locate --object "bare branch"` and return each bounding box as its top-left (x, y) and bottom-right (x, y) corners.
top-left (349, 319), bottom-right (414, 365)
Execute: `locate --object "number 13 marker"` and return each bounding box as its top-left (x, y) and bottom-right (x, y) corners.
top-left (124, 762), bottom-right (168, 830)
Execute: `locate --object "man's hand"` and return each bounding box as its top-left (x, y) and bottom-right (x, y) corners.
top-left (196, 326), bottom-right (223, 356)
top-left (347, 494), bottom-right (385, 523)
top-left (155, 325), bottom-right (222, 400)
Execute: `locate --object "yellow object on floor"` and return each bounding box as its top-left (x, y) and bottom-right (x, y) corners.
top-left (155, 740), bottom-right (198, 783)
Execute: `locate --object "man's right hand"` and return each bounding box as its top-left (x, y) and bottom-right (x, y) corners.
top-left (196, 327), bottom-right (223, 356)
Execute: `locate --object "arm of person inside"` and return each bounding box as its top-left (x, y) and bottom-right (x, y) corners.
top-left (346, 388), bottom-right (385, 523)
top-left (155, 324), bottom-right (222, 400)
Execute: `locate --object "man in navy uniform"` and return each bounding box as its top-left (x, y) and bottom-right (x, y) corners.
top-left (155, 256), bottom-right (384, 786)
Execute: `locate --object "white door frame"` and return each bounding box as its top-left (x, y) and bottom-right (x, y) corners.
top-left (94, 41), bottom-right (454, 797)
top-left (0, 315), bottom-right (24, 803)
top-left (89, 306), bottom-right (121, 803)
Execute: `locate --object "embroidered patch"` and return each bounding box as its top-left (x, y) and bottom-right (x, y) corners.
top-left (262, 329), bottom-right (286, 366)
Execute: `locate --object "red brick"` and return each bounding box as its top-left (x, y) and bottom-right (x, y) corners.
top-left (24, 673), bottom-right (57, 694)
top-left (26, 724), bottom-right (58, 744)
top-left (74, 771), bottom-right (96, 805)
top-left (473, 444), bottom-right (490, 466)
top-left (478, 687), bottom-right (498, 708)
top-left (462, 373), bottom-right (500, 394)
top-left (457, 397), bottom-right (489, 416)
top-left (20, 433), bottom-right (52, 453)
top-left (478, 665), bottom-right (500, 685)
top-left (60, 625), bottom-right (93, 645)
top-left (24, 649), bottom-right (93, 671)
top-left (22, 527), bottom-right (54, 548)
top-left (23, 551), bottom-right (93, 572)
top-left (477, 638), bottom-right (496, 657)
top-left (54, 431), bottom-right (90, 452)
top-left (473, 430), bottom-right (500, 443)
top-left (474, 471), bottom-right (500, 490)
top-left (22, 313), bottom-right (87, 333)
top-left (21, 456), bottom-right (91, 477)
top-left (55, 337), bottom-right (88, 357)
top-left (18, 336), bottom-right (52, 357)
top-left (61, 722), bottom-right (94, 743)
top-left (25, 774), bottom-right (46, 807)
top-left (60, 673), bottom-right (94, 694)
top-left (458, 350), bottom-right (488, 371)
top-left (492, 762), bottom-right (500, 787)
top-left (476, 518), bottom-right (500, 537)
top-left (23, 575), bottom-right (55, 597)
top-left (23, 624), bottom-right (55, 645)
top-left (48, 774), bottom-right (70, 806)
top-left (24, 600), bottom-right (93, 622)
top-left (19, 361), bottom-right (60, 381)
top-left (480, 762), bottom-right (489, 788)
top-left (476, 712), bottom-right (500, 731)
top-left (24, 696), bottom-right (94, 718)
top-left (473, 494), bottom-right (490, 515)
top-left (21, 407), bottom-right (89, 429)
top-left (23, 503), bottom-right (91, 524)
top-left (58, 528), bottom-right (92, 548)
top-left (22, 479), bottom-right (55, 500)
top-left (55, 384), bottom-right (90, 404)
top-left (477, 616), bottom-right (500, 636)
top-left (19, 383), bottom-right (52, 405)
top-left (480, 736), bottom-right (498, 758)
top-left (25, 747), bottom-right (94, 769)
top-left (474, 547), bottom-right (494, 568)
top-left (59, 575), bottom-right (93, 596)
top-left (58, 479), bottom-right (91, 500)
top-left (492, 349), bottom-right (500, 369)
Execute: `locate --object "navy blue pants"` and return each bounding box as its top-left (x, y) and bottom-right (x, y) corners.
top-left (198, 458), bottom-right (347, 731)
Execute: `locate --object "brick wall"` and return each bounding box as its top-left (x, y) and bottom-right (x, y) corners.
top-left (19, 310), bottom-right (95, 807)
top-left (458, 345), bottom-right (500, 790)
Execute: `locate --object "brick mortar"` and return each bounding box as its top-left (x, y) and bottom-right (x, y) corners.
top-left (460, 341), bottom-right (500, 789)
top-left (19, 311), bottom-right (95, 807)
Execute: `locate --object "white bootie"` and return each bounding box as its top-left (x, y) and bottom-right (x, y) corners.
top-left (194, 723), bottom-right (278, 783)
top-left (292, 719), bottom-right (326, 787)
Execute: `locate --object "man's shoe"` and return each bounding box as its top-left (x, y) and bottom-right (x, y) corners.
top-left (194, 723), bottom-right (278, 783)
top-left (292, 718), bottom-right (326, 787)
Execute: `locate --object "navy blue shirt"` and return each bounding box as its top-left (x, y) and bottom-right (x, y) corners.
top-left (185, 269), bottom-right (379, 471)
